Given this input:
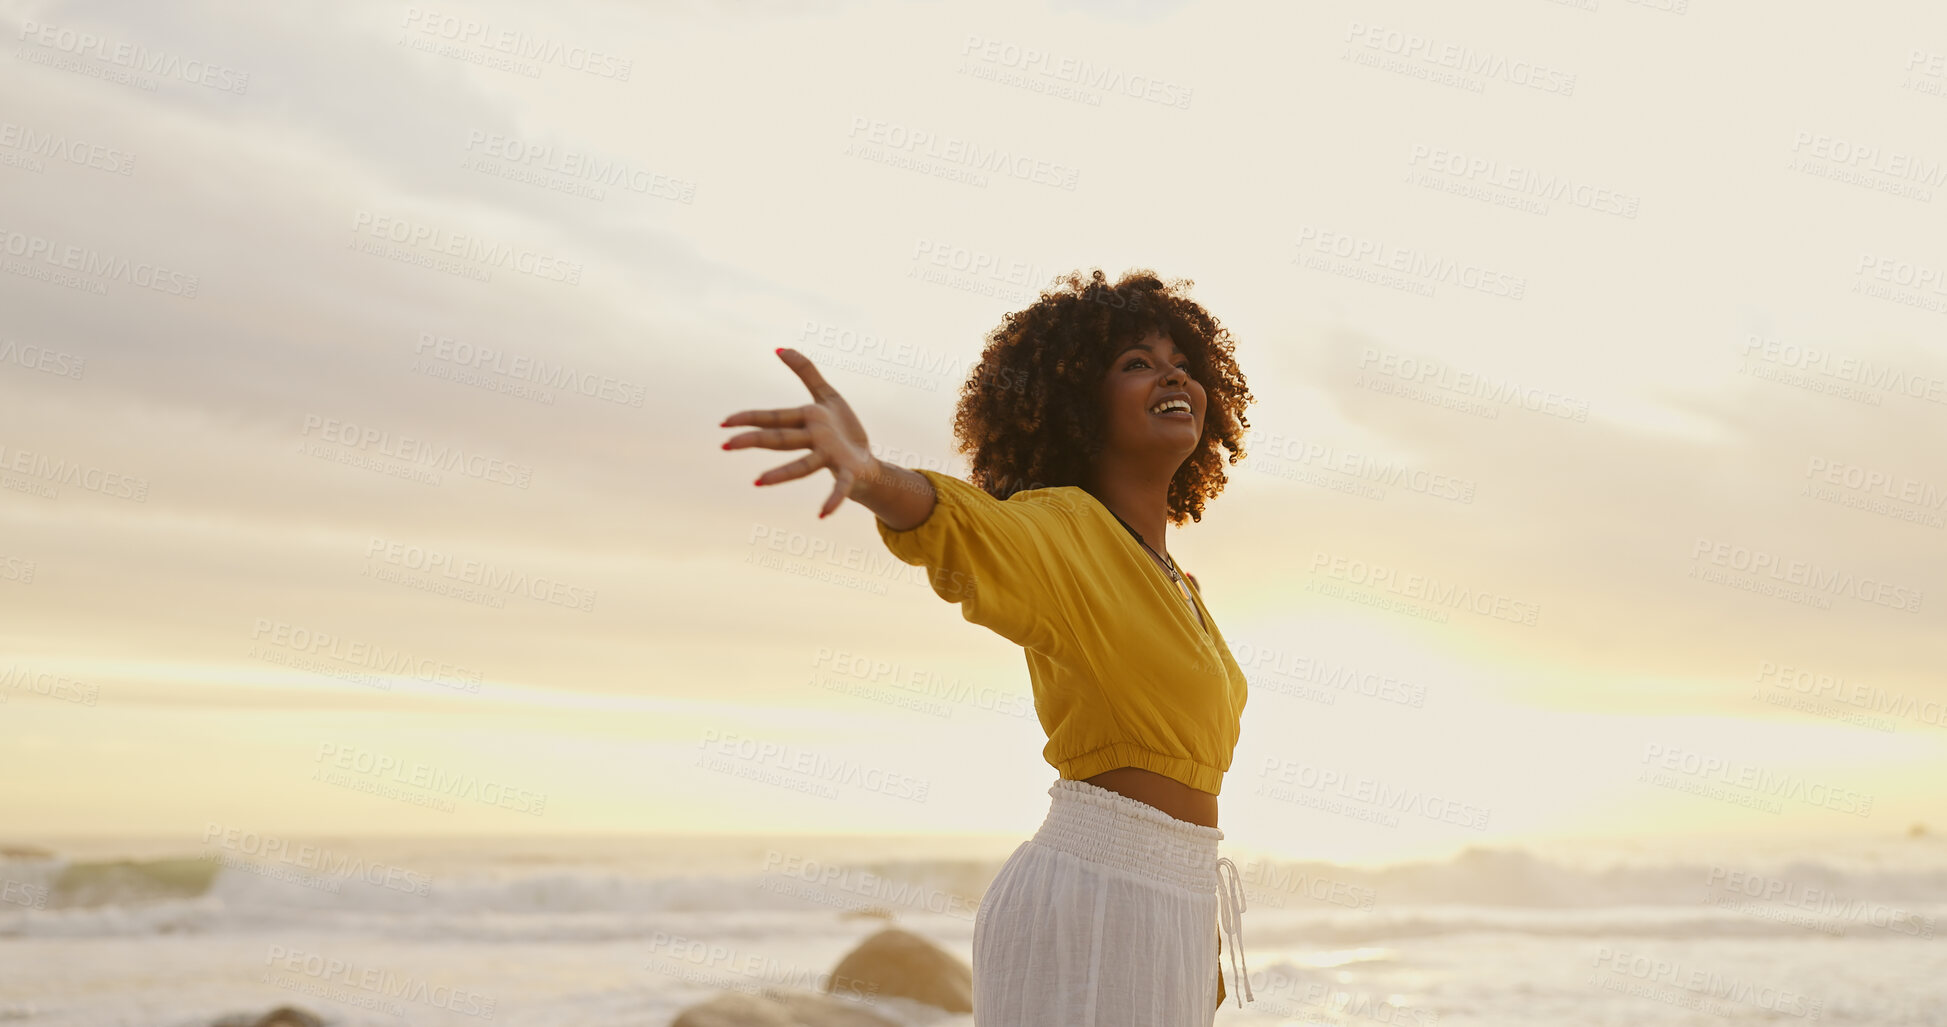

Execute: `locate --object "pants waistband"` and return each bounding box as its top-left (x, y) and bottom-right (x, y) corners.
top-left (1033, 778), bottom-right (1221, 892)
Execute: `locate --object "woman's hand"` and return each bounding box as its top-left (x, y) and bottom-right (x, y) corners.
top-left (720, 347), bottom-right (881, 519)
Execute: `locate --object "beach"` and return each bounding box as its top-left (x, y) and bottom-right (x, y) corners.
top-left (1, 831), bottom-right (1940, 1025)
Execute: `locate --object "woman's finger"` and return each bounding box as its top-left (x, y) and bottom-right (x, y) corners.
top-left (777, 348), bottom-right (841, 403)
top-left (723, 426), bottom-right (813, 451)
top-left (755, 451), bottom-right (826, 487)
top-left (720, 406), bottom-right (806, 429)
top-left (818, 465), bottom-right (855, 519)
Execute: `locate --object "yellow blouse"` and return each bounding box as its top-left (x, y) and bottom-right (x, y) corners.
top-left (874, 468), bottom-right (1248, 795)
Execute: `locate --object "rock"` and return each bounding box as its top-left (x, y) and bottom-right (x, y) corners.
top-left (668, 927), bottom-right (973, 1026)
top-left (207, 1007), bottom-right (323, 1027)
top-left (670, 991), bottom-right (796, 1027)
top-left (771, 990), bottom-right (900, 1027)
top-left (670, 989), bottom-right (897, 1027)
top-left (827, 928), bottom-right (972, 1014)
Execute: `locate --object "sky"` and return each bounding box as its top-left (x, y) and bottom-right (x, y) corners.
top-left (1, 0), bottom-right (1943, 865)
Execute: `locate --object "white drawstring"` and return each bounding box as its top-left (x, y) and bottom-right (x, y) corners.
top-left (1215, 856), bottom-right (1254, 1006)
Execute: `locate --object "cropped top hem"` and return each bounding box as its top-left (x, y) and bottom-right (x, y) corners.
top-left (1057, 741), bottom-right (1224, 796)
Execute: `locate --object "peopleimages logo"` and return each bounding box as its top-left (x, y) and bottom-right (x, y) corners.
top-left (1640, 743), bottom-right (1874, 817)
top-left (202, 824), bottom-right (433, 896)
top-left (1308, 550), bottom-right (1541, 626)
top-left (363, 536), bottom-right (597, 613)
top-left (461, 131), bottom-right (691, 202)
top-left (299, 414), bottom-right (533, 489)
top-left (15, 20), bottom-right (250, 93)
top-left (0, 226), bottom-right (198, 296)
top-left (1256, 756), bottom-right (1492, 830)
top-left (1342, 21), bottom-right (1577, 95)
top-left (413, 332), bottom-right (647, 408)
top-left (958, 35), bottom-right (1194, 109)
top-left (262, 944), bottom-right (495, 1019)
top-left (0, 122), bottom-right (136, 175)
top-left (1689, 537), bottom-right (1924, 613)
top-left (0, 556), bottom-right (33, 584)
top-left (1755, 659), bottom-right (1947, 730)
top-left (697, 730), bottom-right (932, 802)
top-left (348, 210), bottom-right (583, 285)
top-left (314, 742), bottom-right (547, 816)
top-left (250, 617), bottom-right (484, 694)
top-left (0, 338), bottom-right (86, 379)
top-left (846, 116), bottom-right (1080, 191)
top-left (400, 7), bottom-right (632, 80)
top-left (1405, 143), bottom-right (1639, 218)
top-left (0, 442), bottom-right (149, 501)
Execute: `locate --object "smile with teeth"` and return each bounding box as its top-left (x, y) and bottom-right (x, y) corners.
top-left (1150, 398), bottom-right (1192, 416)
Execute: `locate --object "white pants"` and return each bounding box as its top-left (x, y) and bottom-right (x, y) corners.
top-left (971, 778), bottom-right (1254, 1026)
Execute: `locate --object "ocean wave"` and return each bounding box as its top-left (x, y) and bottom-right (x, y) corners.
top-left (0, 842), bottom-right (1940, 941)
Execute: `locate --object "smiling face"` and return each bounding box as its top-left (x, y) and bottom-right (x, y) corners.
top-left (1097, 325), bottom-right (1207, 470)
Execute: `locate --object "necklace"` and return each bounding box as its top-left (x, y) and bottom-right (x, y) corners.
top-left (1107, 509), bottom-right (1184, 584)
top-left (1104, 508), bottom-right (1204, 629)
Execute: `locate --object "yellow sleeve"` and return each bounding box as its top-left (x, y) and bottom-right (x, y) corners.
top-left (874, 468), bottom-right (1081, 653)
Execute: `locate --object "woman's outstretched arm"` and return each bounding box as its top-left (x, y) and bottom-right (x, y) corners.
top-left (719, 346), bottom-right (936, 528)
top-left (851, 459), bottom-right (937, 532)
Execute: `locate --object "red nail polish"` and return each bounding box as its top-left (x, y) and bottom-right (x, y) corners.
top-left (721, 441), bottom-right (732, 449)
top-left (775, 347), bottom-right (785, 356)
top-left (753, 477), bottom-right (763, 486)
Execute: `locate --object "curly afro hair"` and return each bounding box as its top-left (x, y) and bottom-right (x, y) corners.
top-left (950, 267), bottom-right (1253, 526)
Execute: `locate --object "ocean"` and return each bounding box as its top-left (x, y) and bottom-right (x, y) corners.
top-left (1, 831), bottom-right (1941, 1026)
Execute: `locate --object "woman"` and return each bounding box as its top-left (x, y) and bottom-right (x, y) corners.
top-left (720, 268), bottom-right (1257, 1023)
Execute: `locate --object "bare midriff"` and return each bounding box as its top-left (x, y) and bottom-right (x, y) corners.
top-left (1081, 766), bottom-right (1219, 829)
